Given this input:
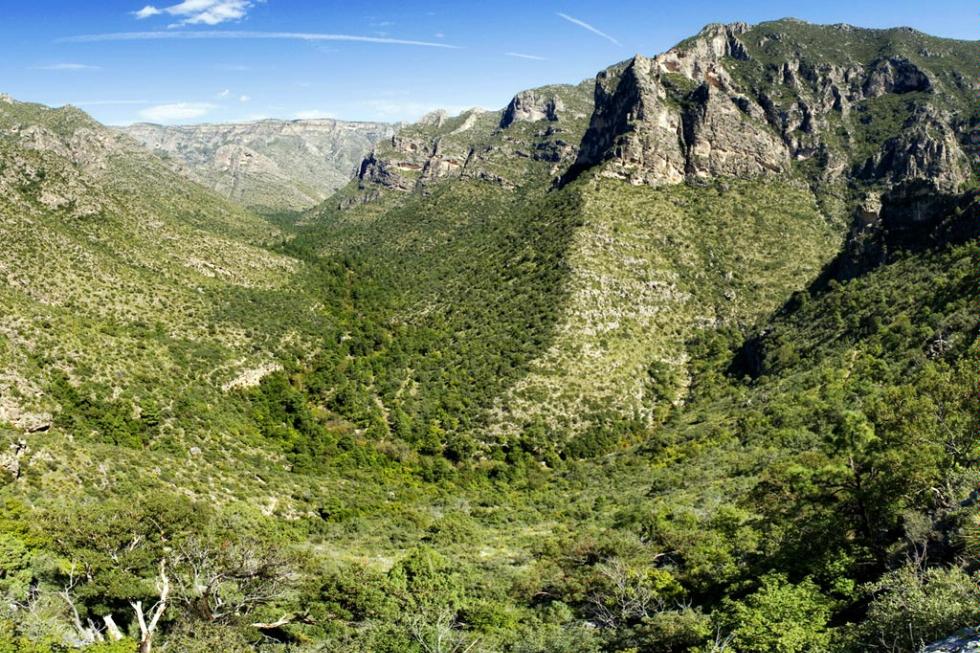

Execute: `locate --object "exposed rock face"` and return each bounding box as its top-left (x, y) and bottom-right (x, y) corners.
top-left (356, 131), bottom-right (472, 193)
top-left (565, 23), bottom-right (794, 187)
top-left (120, 119), bottom-right (395, 211)
top-left (569, 55), bottom-right (688, 186)
top-left (353, 85), bottom-right (594, 197)
top-left (563, 19), bottom-right (973, 197)
top-left (924, 629), bottom-right (980, 652)
top-left (863, 57), bottom-right (933, 97)
top-left (857, 108), bottom-right (970, 192)
top-left (682, 82), bottom-right (789, 179)
top-left (351, 17), bottom-right (976, 232)
top-left (500, 90), bottom-right (565, 127)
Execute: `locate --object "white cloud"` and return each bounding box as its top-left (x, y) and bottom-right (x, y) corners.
top-left (133, 5), bottom-right (162, 18)
top-left (239, 95), bottom-right (250, 102)
top-left (434, 32), bottom-right (445, 39)
top-left (34, 63), bottom-right (102, 71)
top-left (62, 30), bottom-right (460, 49)
top-left (505, 52), bottom-right (548, 61)
top-left (556, 12), bottom-right (621, 46)
top-left (132, 1), bottom-right (256, 26)
top-left (139, 102), bottom-right (216, 122)
top-left (217, 88), bottom-right (231, 97)
top-left (294, 109), bottom-right (335, 120)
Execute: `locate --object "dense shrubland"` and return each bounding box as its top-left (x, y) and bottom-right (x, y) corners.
top-left (2, 19), bottom-right (979, 652)
top-left (2, 189), bottom-right (976, 651)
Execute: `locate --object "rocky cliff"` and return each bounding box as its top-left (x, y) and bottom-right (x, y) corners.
top-left (120, 118), bottom-right (395, 212)
top-left (350, 82), bottom-right (594, 202)
top-left (565, 20), bottom-right (976, 200)
top-left (333, 18), bottom-right (979, 440)
top-left (351, 20), bottom-right (977, 233)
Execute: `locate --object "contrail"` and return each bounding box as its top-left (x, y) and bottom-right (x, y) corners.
top-left (556, 13), bottom-right (621, 46)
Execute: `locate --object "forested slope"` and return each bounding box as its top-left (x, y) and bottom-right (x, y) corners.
top-left (0, 18), bottom-right (977, 653)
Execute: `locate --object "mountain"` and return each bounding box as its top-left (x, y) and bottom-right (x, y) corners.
top-left (119, 118), bottom-right (395, 213)
top-left (0, 17), bottom-right (978, 653)
top-left (304, 19), bottom-right (977, 444)
top-left (0, 94), bottom-right (331, 454)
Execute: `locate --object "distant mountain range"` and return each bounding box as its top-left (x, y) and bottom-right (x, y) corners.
top-left (119, 118), bottom-right (395, 212)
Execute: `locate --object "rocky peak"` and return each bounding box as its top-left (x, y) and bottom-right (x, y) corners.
top-left (500, 90), bottom-right (565, 128)
top-left (565, 38), bottom-right (789, 187)
top-left (351, 82), bottom-right (593, 199)
top-left (565, 55), bottom-right (687, 186)
top-left (562, 18), bottom-right (976, 201)
top-left (694, 21), bottom-right (751, 58)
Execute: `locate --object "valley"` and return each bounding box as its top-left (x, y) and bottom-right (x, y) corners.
top-left (0, 17), bottom-right (977, 653)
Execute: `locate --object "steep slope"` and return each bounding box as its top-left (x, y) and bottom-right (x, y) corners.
top-left (304, 19), bottom-right (978, 446)
top-left (0, 18), bottom-right (977, 653)
top-left (120, 118), bottom-right (395, 212)
top-left (0, 95), bottom-right (325, 455)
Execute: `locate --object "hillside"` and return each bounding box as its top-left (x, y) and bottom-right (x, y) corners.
top-left (303, 19), bottom-right (978, 446)
top-left (119, 118), bottom-right (395, 213)
top-left (0, 17), bottom-right (977, 653)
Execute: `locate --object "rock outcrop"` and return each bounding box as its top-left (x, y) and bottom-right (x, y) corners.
top-left (563, 19), bottom-right (973, 197)
top-left (351, 17), bottom-right (976, 233)
top-left (500, 90), bottom-right (565, 127)
top-left (925, 629), bottom-right (980, 652)
top-left (352, 85), bottom-right (594, 196)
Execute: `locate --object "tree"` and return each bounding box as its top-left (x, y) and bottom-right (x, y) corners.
top-left (44, 495), bottom-right (204, 653)
top-left (172, 534), bottom-right (294, 626)
top-left (718, 574), bottom-right (831, 653)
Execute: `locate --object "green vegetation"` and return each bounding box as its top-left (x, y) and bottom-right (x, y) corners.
top-left (0, 17), bottom-right (978, 653)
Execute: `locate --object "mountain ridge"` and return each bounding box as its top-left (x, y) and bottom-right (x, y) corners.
top-left (118, 116), bottom-right (396, 213)
top-left (0, 16), bottom-right (978, 653)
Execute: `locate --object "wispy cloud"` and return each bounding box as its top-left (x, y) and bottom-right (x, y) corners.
top-left (133, 1), bottom-right (257, 26)
top-left (33, 63), bottom-right (102, 71)
top-left (294, 109), bottom-right (335, 120)
top-left (139, 102), bottom-right (217, 122)
top-left (556, 12), bottom-right (621, 46)
top-left (74, 100), bottom-right (152, 106)
top-left (217, 88), bottom-right (231, 97)
top-left (61, 30), bottom-right (460, 49)
top-left (239, 95), bottom-right (250, 102)
top-left (505, 52), bottom-right (548, 61)
top-left (360, 100), bottom-right (468, 122)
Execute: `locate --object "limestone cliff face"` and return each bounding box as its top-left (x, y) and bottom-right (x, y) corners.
top-left (120, 119), bottom-right (394, 211)
top-left (570, 55), bottom-right (688, 186)
top-left (565, 19), bottom-right (975, 200)
top-left (500, 90), bottom-right (565, 128)
top-left (565, 23), bottom-right (792, 186)
top-left (350, 18), bottom-right (977, 231)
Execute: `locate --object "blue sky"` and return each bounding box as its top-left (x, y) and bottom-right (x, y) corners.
top-left (1, 0), bottom-right (975, 125)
